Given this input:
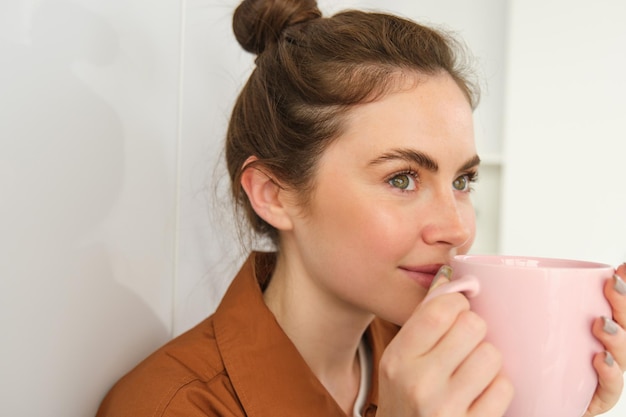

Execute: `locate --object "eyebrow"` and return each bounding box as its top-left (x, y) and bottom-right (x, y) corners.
top-left (368, 148), bottom-right (481, 173)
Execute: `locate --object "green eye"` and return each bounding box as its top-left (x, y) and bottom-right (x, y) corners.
top-left (453, 175), bottom-right (469, 191)
top-left (389, 173), bottom-right (416, 190)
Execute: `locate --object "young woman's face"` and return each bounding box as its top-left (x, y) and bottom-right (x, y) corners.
top-left (282, 72), bottom-right (478, 325)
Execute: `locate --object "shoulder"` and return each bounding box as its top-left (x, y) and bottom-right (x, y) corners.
top-left (96, 316), bottom-right (245, 417)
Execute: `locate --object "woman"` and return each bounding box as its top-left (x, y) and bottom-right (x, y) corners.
top-left (96, 0), bottom-right (626, 416)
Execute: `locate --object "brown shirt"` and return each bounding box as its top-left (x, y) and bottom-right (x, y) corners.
top-left (96, 252), bottom-right (399, 417)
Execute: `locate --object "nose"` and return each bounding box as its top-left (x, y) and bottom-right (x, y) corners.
top-left (422, 193), bottom-right (474, 249)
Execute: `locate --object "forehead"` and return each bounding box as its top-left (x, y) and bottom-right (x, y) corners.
top-left (335, 72), bottom-right (476, 156)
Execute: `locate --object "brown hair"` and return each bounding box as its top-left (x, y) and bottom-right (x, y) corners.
top-left (227, 0), bottom-right (479, 245)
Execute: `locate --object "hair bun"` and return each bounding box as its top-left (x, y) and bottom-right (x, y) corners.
top-left (233, 0), bottom-right (321, 55)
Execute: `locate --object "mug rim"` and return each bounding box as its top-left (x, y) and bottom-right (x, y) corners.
top-left (453, 254), bottom-right (613, 270)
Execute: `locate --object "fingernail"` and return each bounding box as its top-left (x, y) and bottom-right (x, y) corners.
top-left (602, 316), bottom-right (619, 335)
top-left (430, 265), bottom-right (453, 289)
top-left (604, 351), bottom-right (615, 367)
top-left (613, 274), bottom-right (626, 295)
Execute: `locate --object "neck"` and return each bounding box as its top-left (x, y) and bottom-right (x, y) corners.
top-left (263, 251), bottom-right (373, 414)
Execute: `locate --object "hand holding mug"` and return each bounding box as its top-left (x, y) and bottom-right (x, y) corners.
top-left (584, 262), bottom-right (626, 416)
top-left (425, 255), bottom-right (617, 417)
top-left (377, 266), bottom-right (513, 417)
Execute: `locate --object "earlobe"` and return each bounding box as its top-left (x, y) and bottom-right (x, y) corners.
top-left (240, 157), bottom-right (294, 231)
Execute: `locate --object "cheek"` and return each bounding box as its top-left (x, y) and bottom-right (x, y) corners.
top-left (309, 186), bottom-right (414, 258)
top-left (323, 200), bottom-right (398, 247)
top-left (344, 204), bottom-right (426, 265)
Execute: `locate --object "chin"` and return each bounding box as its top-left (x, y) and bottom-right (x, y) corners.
top-left (372, 285), bottom-right (428, 326)
top-left (378, 303), bottom-right (418, 327)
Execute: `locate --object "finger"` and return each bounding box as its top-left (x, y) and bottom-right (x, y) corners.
top-left (607, 267), bottom-right (626, 328)
top-left (431, 310), bottom-right (487, 377)
top-left (429, 265), bottom-right (453, 291)
top-left (396, 265), bottom-right (470, 356)
top-left (599, 267), bottom-right (626, 372)
top-left (420, 265), bottom-right (453, 305)
top-left (468, 373), bottom-right (514, 417)
top-left (450, 341), bottom-right (504, 408)
top-left (399, 290), bottom-right (470, 357)
top-left (583, 351), bottom-right (624, 417)
top-left (592, 316), bottom-right (626, 372)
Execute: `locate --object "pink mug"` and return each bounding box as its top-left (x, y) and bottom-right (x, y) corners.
top-left (425, 254), bottom-right (613, 417)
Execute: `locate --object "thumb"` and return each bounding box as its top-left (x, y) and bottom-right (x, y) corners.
top-left (428, 265), bottom-right (453, 292)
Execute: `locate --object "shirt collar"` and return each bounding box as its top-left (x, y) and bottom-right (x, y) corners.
top-left (213, 252), bottom-right (398, 416)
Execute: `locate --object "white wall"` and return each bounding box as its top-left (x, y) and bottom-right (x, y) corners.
top-left (0, 0), bottom-right (179, 415)
top-left (3, 0), bottom-right (623, 416)
top-left (500, 0), bottom-right (626, 415)
top-left (501, 0), bottom-right (626, 265)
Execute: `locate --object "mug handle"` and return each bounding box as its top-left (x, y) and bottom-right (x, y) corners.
top-left (422, 275), bottom-right (481, 304)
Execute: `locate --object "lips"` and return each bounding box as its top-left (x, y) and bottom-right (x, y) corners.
top-left (399, 264), bottom-right (444, 289)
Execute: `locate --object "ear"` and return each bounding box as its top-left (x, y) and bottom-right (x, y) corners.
top-left (240, 157), bottom-right (294, 231)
